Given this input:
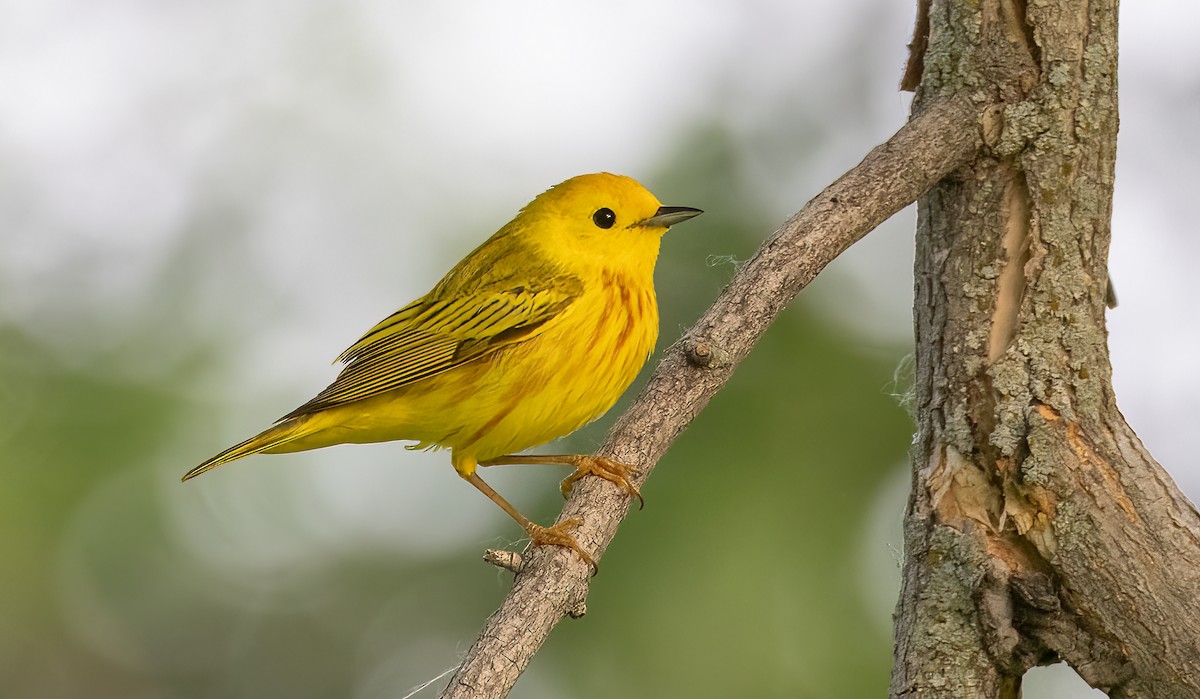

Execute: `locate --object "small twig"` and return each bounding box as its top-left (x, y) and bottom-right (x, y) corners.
top-left (482, 549), bottom-right (523, 574)
top-left (440, 92), bottom-right (987, 699)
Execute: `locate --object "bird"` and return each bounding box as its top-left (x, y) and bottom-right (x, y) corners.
top-left (183, 173), bottom-right (702, 568)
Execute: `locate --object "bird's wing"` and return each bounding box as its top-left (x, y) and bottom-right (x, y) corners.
top-left (279, 279), bottom-right (580, 420)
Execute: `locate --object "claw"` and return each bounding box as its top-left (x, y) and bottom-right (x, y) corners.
top-left (527, 518), bottom-right (597, 572)
top-left (560, 456), bottom-right (644, 510)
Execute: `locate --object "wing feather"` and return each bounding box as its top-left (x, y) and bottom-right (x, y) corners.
top-left (336, 301), bottom-right (425, 363)
top-left (280, 280), bottom-right (579, 420)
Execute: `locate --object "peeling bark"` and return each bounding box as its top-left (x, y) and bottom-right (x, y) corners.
top-left (893, 0), bottom-right (1200, 697)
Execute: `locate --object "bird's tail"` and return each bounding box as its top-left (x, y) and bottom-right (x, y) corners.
top-left (182, 419), bottom-right (308, 481)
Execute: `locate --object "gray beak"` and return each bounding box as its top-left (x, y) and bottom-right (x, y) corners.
top-left (638, 206), bottom-right (703, 228)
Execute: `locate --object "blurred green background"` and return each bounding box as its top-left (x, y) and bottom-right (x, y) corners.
top-left (2, 1), bottom-right (1194, 697)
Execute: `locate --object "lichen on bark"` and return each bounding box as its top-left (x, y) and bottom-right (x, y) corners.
top-left (894, 0), bottom-right (1200, 697)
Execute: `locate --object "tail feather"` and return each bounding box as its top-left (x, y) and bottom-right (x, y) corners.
top-left (183, 421), bottom-right (307, 481)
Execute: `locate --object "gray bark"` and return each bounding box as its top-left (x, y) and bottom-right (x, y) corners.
top-left (893, 0), bottom-right (1200, 697)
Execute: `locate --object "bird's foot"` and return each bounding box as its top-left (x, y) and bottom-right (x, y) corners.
top-left (527, 518), bottom-right (596, 571)
top-left (560, 456), bottom-right (644, 509)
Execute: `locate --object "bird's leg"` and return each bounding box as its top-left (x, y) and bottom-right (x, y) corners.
top-left (460, 470), bottom-right (596, 570)
top-left (479, 454), bottom-right (643, 509)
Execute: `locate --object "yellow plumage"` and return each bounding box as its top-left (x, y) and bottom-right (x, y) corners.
top-left (185, 173), bottom-right (701, 566)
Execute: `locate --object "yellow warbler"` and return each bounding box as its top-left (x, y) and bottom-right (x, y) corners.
top-left (184, 173), bottom-right (701, 566)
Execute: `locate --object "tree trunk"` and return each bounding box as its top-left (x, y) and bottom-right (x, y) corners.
top-left (893, 0), bottom-right (1200, 697)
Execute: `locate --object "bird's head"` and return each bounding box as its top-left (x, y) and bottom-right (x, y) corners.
top-left (516, 172), bottom-right (702, 274)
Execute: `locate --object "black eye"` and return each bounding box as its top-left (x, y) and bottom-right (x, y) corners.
top-left (592, 208), bottom-right (616, 229)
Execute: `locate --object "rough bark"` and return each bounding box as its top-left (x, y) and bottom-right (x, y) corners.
top-left (441, 94), bottom-right (987, 699)
top-left (893, 0), bottom-right (1200, 698)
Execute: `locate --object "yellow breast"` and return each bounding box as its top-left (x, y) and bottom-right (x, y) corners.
top-left (455, 271), bottom-right (658, 461)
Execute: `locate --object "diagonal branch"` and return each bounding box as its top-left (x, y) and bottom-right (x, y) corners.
top-left (440, 93), bottom-right (987, 699)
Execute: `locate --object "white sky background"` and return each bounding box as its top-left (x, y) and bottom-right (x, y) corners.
top-left (2, 0), bottom-right (1194, 476)
top-left (1, 2), bottom-right (1196, 696)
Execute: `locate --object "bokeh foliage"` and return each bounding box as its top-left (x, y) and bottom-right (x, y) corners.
top-left (0, 116), bottom-right (913, 697)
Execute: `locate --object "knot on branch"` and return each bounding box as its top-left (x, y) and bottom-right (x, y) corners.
top-left (974, 538), bottom-right (1060, 674)
top-left (681, 337), bottom-right (731, 369)
top-left (972, 534), bottom-right (1137, 694)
